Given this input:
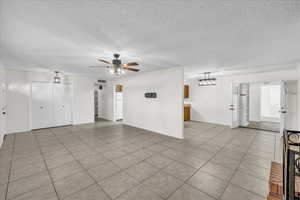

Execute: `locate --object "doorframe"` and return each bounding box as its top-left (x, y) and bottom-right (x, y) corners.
top-left (230, 80), bottom-right (286, 133)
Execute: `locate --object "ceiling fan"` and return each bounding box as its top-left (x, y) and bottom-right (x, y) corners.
top-left (89, 54), bottom-right (140, 76)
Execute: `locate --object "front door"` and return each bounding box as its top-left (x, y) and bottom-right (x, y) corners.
top-left (231, 83), bottom-right (240, 128)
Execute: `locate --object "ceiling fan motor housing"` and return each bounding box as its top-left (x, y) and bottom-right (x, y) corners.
top-left (112, 53), bottom-right (121, 65)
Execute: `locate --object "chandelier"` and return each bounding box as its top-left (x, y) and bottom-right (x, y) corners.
top-left (198, 72), bottom-right (216, 86)
top-left (53, 71), bottom-right (61, 84)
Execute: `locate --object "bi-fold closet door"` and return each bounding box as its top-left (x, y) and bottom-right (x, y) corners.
top-left (31, 82), bottom-right (72, 130)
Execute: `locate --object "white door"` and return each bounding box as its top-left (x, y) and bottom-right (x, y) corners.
top-left (53, 84), bottom-right (72, 126)
top-left (0, 69), bottom-right (6, 143)
top-left (114, 92), bottom-right (123, 121)
top-left (280, 81), bottom-right (287, 134)
top-left (32, 82), bottom-right (53, 129)
top-left (231, 83), bottom-right (240, 128)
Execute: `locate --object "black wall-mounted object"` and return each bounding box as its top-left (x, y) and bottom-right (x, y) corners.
top-left (145, 93), bottom-right (157, 98)
top-left (98, 80), bottom-right (106, 83)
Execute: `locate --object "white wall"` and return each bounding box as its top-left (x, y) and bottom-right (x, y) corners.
top-left (6, 70), bottom-right (30, 133)
top-left (249, 83), bottom-right (261, 121)
top-left (0, 61), bottom-right (6, 145)
top-left (5, 69), bottom-right (95, 133)
top-left (186, 69), bottom-right (298, 127)
top-left (123, 67), bottom-right (184, 138)
top-left (102, 67), bottom-right (184, 139)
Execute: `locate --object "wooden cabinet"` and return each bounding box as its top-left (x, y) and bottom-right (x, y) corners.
top-left (184, 104), bottom-right (191, 121)
top-left (184, 85), bottom-right (189, 98)
top-left (115, 85), bottom-right (123, 92)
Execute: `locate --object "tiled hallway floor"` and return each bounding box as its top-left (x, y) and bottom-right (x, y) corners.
top-left (0, 121), bottom-right (281, 200)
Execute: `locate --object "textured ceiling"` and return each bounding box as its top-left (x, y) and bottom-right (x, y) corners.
top-left (0, 0), bottom-right (300, 79)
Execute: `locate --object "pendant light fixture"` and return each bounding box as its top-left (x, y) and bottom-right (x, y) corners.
top-left (198, 72), bottom-right (216, 86)
top-left (53, 71), bottom-right (61, 84)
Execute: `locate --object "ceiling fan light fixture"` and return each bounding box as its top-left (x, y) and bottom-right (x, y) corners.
top-left (95, 54), bottom-right (140, 77)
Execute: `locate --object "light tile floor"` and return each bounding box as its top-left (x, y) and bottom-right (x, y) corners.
top-left (0, 120), bottom-right (281, 200)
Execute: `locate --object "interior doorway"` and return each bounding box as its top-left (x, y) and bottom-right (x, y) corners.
top-left (231, 80), bottom-right (297, 133)
top-left (247, 82), bottom-right (281, 132)
top-left (114, 84), bottom-right (123, 121)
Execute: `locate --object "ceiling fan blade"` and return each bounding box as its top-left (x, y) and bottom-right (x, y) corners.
top-left (98, 59), bottom-right (112, 64)
top-left (89, 66), bottom-right (109, 69)
top-left (123, 62), bottom-right (139, 67)
top-left (123, 67), bottom-right (140, 72)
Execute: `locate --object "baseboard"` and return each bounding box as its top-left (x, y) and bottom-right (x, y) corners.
top-left (189, 119), bottom-right (230, 127)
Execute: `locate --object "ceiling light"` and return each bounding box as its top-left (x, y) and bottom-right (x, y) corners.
top-left (198, 72), bottom-right (216, 86)
top-left (53, 71), bottom-right (61, 84)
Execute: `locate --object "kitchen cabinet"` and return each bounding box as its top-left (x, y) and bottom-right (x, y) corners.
top-left (184, 85), bottom-right (189, 98)
top-left (184, 104), bottom-right (191, 121)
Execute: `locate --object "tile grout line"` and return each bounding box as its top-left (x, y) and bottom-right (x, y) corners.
top-left (33, 132), bottom-right (62, 200)
top-left (71, 125), bottom-right (225, 200)
top-left (3, 123), bottom-right (212, 198)
top-left (59, 128), bottom-right (174, 200)
top-left (52, 126), bottom-right (183, 200)
top-left (3, 123), bottom-right (271, 200)
top-left (226, 131), bottom-right (278, 198)
top-left (4, 134), bottom-right (15, 200)
top-left (217, 129), bottom-right (265, 199)
top-left (49, 129), bottom-right (114, 200)
top-left (164, 128), bottom-right (241, 200)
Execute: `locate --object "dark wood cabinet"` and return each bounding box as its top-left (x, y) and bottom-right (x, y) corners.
top-left (184, 85), bottom-right (189, 98)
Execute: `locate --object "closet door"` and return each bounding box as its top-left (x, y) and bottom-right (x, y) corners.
top-left (31, 82), bottom-right (53, 129)
top-left (53, 84), bottom-right (72, 126)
